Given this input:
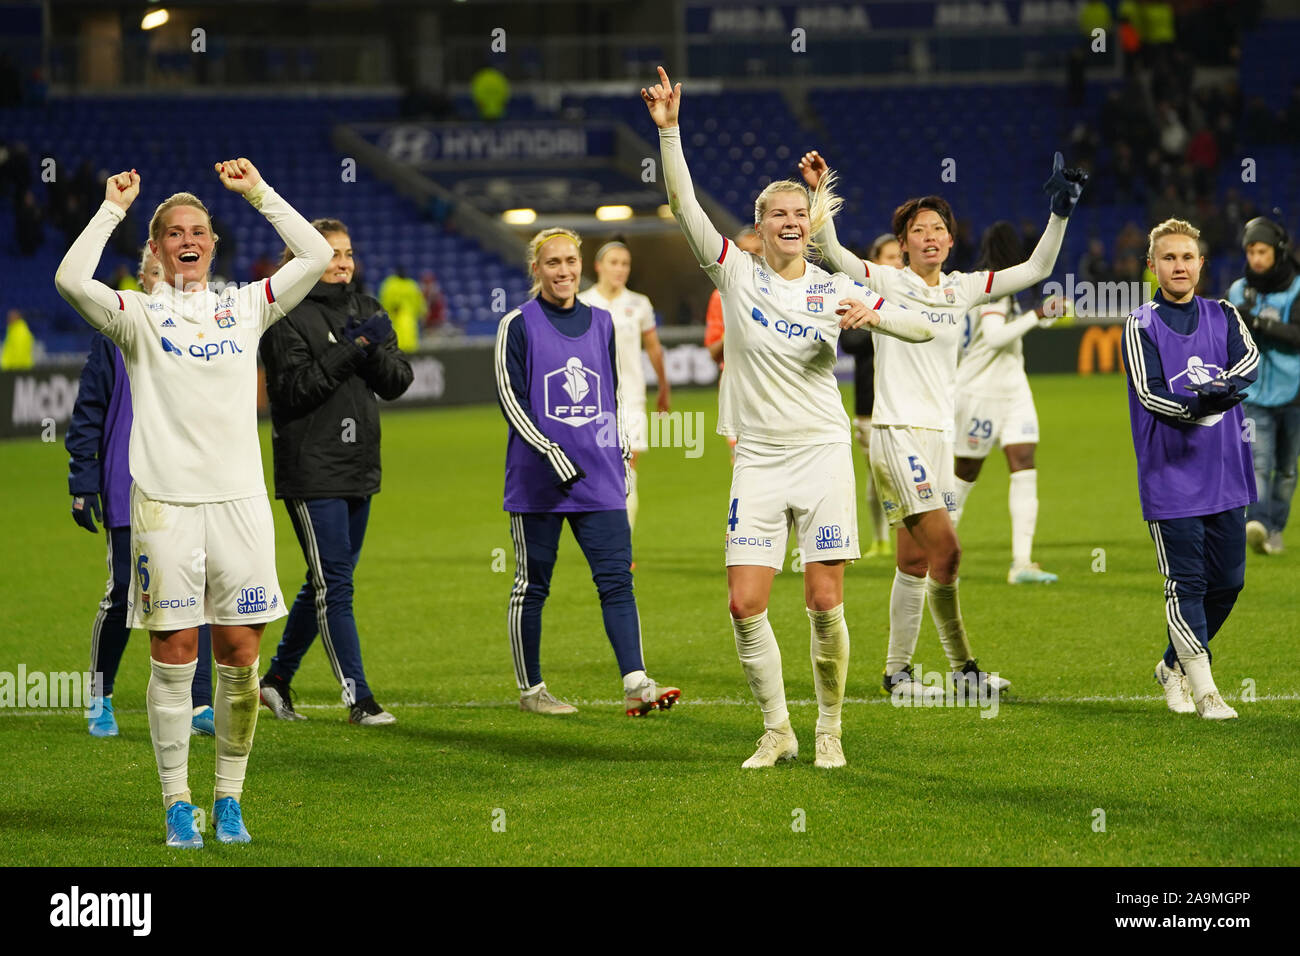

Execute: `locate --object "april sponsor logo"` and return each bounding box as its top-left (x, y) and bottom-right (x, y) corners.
top-left (0, 665), bottom-right (103, 716)
top-left (814, 524), bottom-right (843, 550)
top-left (888, 663), bottom-right (1001, 718)
top-left (189, 339), bottom-right (244, 361)
top-left (237, 586), bottom-right (269, 615)
top-left (543, 356), bottom-right (603, 427)
top-left (751, 307), bottom-right (769, 328)
top-left (160, 336), bottom-right (184, 356)
top-left (49, 886), bottom-right (151, 936)
top-left (774, 319), bottom-right (824, 342)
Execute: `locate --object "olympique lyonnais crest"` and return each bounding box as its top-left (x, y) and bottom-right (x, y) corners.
top-left (544, 356), bottom-right (603, 427)
top-left (916, 482), bottom-right (934, 500)
top-left (944, 287), bottom-right (956, 304)
top-left (214, 309), bottom-right (235, 328)
top-left (806, 295), bottom-right (824, 313)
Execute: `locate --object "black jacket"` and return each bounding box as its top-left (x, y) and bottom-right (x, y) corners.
top-left (260, 280), bottom-right (413, 499)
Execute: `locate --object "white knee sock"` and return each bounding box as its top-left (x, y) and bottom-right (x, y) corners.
top-left (952, 477), bottom-right (976, 529)
top-left (885, 569), bottom-right (927, 675)
top-left (1009, 469), bottom-right (1039, 567)
top-left (147, 658), bottom-right (195, 808)
top-left (214, 658), bottom-right (260, 802)
top-left (926, 576), bottom-right (974, 669)
top-left (808, 604), bottom-right (850, 736)
top-left (626, 465), bottom-right (639, 531)
top-left (1179, 654), bottom-right (1219, 703)
top-left (731, 611), bottom-right (788, 729)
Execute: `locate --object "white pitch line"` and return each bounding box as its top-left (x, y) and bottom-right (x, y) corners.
top-left (4, 692), bottom-right (1298, 718)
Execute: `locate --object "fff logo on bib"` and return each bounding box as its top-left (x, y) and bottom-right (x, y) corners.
top-left (544, 356), bottom-right (603, 427)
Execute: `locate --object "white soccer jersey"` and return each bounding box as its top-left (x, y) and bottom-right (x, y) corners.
top-left (577, 285), bottom-right (655, 403)
top-left (105, 280), bottom-right (280, 501)
top-left (55, 189), bottom-right (331, 503)
top-left (709, 243), bottom-right (884, 444)
top-left (851, 261), bottom-right (996, 434)
top-left (957, 295), bottom-right (1037, 398)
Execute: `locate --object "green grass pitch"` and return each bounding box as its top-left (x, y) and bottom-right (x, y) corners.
top-left (1, 373), bottom-right (1296, 866)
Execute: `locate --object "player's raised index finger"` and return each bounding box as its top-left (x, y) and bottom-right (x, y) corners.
top-left (657, 65), bottom-right (671, 88)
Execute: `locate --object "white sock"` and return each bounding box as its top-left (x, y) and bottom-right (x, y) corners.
top-left (1179, 654), bottom-right (1219, 703)
top-left (147, 658), bottom-right (195, 808)
top-left (926, 576), bottom-right (974, 669)
top-left (731, 611), bottom-right (788, 729)
top-left (808, 604), bottom-right (849, 736)
top-left (952, 476), bottom-right (976, 529)
top-left (885, 569), bottom-right (927, 675)
top-left (1009, 469), bottom-right (1038, 567)
top-left (214, 659), bottom-right (260, 803)
top-left (626, 465), bottom-right (639, 531)
top-left (622, 669), bottom-right (648, 694)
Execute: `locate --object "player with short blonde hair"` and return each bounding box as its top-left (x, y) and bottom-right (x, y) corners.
top-left (56, 158), bottom-right (333, 848)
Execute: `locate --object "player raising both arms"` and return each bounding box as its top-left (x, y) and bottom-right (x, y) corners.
top-left (799, 149), bottom-right (1085, 701)
top-left (952, 221), bottom-right (1066, 584)
top-left (577, 241), bottom-right (670, 540)
top-left (56, 159), bottom-right (332, 847)
top-left (644, 67), bottom-right (934, 768)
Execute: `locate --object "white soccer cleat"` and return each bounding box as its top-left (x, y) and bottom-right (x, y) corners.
top-left (741, 722), bottom-right (798, 769)
top-left (1194, 691), bottom-right (1238, 721)
top-left (1246, 520), bottom-right (1269, 555)
top-left (882, 665), bottom-right (945, 702)
top-left (1154, 659), bottom-right (1195, 714)
top-left (1266, 531), bottom-right (1284, 555)
top-left (519, 683), bottom-right (578, 715)
top-left (814, 733), bottom-right (845, 769)
top-left (624, 676), bottom-right (681, 716)
top-left (1008, 562), bottom-right (1058, 584)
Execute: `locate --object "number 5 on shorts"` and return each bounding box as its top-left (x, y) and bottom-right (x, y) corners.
top-left (728, 497), bottom-right (739, 531)
top-left (908, 456), bottom-right (927, 483)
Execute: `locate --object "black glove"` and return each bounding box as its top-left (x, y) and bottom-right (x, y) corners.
top-left (557, 464), bottom-right (587, 494)
top-left (1186, 379), bottom-right (1245, 415)
top-left (72, 494), bottom-right (101, 533)
top-left (1042, 151), bottom-right (1088, 218)
top-left (345, 312), bottom-right (392, 352)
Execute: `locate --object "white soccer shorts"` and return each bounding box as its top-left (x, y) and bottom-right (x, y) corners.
top-left (128, 485), bottom-right (286, 630)
top-left (870, 425), bottom-right (957, 526)
top-left (724, 440), bottom-right (860, 570)
top-left (953, 388), bottom-right (1040, 460)
top-left (624, 401), bottom-right (650, 453)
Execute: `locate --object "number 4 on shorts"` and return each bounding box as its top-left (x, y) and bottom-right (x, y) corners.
top-left (728, 497), bottom-right (739, 531)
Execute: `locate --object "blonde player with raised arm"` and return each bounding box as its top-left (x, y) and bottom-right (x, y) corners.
top-left (577, 241), bottom-right (670, 541)
top-left (56, 159), bottom-right (332, 848)
top-left (799, 150), bottom-right (1085, 702)
top-left (643, 67), bottom-right (934, 769)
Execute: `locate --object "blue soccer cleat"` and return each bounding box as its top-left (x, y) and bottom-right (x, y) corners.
top-left (213, 796), bottom-right (251, 844)
top-left (191, 705), bottom-right (215, 736)
top-left (165, 801), bottom-right (204, 849)
top-left (87, 696), bottom-right (119, 737)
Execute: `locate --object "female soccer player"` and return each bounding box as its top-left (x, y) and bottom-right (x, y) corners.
top-left (644, 67), bottom-right (933, 768)
top-left (841, 233), bottom-right (904, 559)
top-left (56, 159), bottom-right (333, 847)
top-left (1123, 219), bottom-right (1258, 720)
top-left (799, 149), bottom-right (1085, 701)
top-left (259, 218), bottom-right (413, 727)
top-left (577, 241), bottom-right (670, 535)
top-left (68, 246), bottom-right (215, 739)
top-left (952, 222), bottom-right (1064, 584)
top-left (494, 226), bottom-right (679, 718)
